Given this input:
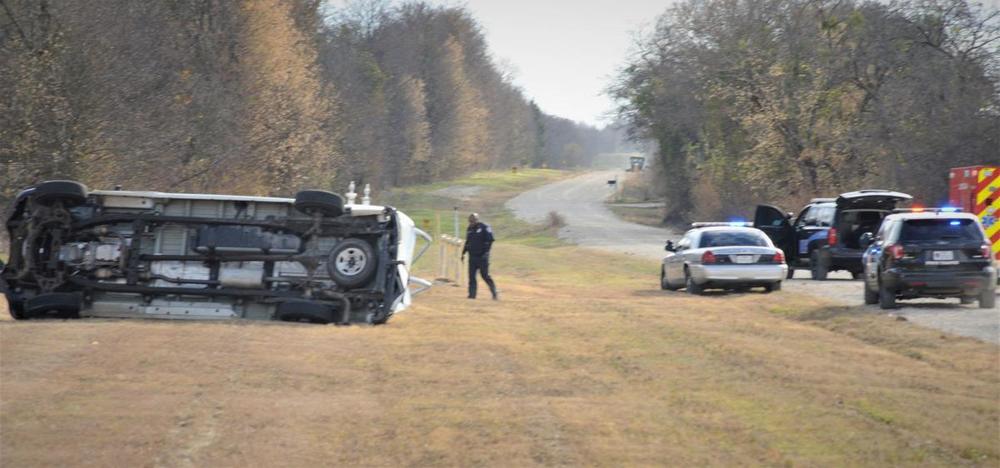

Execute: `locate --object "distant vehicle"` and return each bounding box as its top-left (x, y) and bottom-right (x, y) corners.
top-left (627, 156), bottom-right (646, 172)
top-left (1, 180), bottom-right (431, 324)
top-left (861, 209), bottom-right (996, 309)
top-left (661, 224), bottom-right (787, 294)
top-left (754, 190), bottom-right (911, 280)
top-left (949, 166), bottom-right (999, 263)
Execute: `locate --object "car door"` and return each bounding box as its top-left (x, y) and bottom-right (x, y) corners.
top-left (666, 233), bottom-right (692, 285)
top-left (754, 205), bottom-right (795, 261)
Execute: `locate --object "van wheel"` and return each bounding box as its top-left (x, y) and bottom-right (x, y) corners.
top-left (294, 190), bottom-right (344, 217)
top-left (878, 283), bottom-right (896, 310)
top-left (810, 251), bottom-right (828, 281)
top-left (276, 301), bottom-right (335, 324)
top-left (327, 238), bottom-right (377, 289)
top-left (32, 180), bottom-right (88, 207)
top-left (980, 289), bottom-right (996, 309)
top-left (25, 293), bottom-right (81, 319)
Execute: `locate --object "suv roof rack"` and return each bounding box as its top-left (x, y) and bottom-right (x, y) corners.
top-left (691, 222), bottom-right (752, 228)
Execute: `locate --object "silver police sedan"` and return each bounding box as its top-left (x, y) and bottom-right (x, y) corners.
top-left (660, 224), bottom-right (788, 294)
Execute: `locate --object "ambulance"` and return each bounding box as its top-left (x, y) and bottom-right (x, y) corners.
top-left (949, 166), bottom-right (1000, 263)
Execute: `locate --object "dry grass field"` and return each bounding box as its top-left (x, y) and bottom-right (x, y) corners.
top-left (2, 170), bottom-right (998, 467)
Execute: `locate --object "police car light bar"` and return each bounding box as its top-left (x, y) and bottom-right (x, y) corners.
top-left (691, 222), bottom-right (753, 228)
top-left (893, 207), bottom-right (962, 213)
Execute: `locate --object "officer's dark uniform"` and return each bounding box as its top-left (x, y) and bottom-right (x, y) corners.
top-left (463, 221), bottom-right (498, 299)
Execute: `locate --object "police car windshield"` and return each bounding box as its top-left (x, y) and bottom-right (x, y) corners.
top-left (699, 231), bottom-right (769, 248)
top-left (899, 219), bottom-right (983, 243)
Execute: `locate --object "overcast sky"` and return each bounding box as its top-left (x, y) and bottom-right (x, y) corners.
top-left (327, 0), bottom-right (673, 127)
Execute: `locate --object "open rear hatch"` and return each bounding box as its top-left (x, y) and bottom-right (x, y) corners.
top-left (835, 190), bottom-right (911, 209)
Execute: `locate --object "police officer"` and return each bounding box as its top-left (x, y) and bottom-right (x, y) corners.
top-left (461, 213), bottom-right (498, 300)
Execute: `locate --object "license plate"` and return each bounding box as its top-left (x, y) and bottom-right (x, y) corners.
top-left (932, 251), bottom-right (954, 261)
top-left (733, 255), bottom-right (754, 264)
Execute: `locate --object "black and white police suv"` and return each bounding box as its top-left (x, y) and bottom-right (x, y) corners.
top-left (1, 180), bottom-right (431, 324)
top-left (861, 208), bottom-right (996, 309)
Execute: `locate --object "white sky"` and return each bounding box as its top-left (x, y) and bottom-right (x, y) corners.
top-left (327, 0), bottom-right (674, 127)
top-left (453, 0), bottom-right (674, 127)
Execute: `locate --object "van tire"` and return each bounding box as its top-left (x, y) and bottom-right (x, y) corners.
top-left (276, 301), bottom-right (335, 324)
top-left (32, 180), bottom-right (88, 207)
top-left (294, 190), bottom-right (344, 217)
top-left (25, 293), bottom-right (81, 319)
top-left (327, 238), bottom-right (377, 289)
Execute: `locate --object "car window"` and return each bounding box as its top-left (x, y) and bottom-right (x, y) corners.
top-left (899, 219), bottom-right (984, 243)
top-left (698, 230), bottom-right (769, 248)
top-left (813, 206), bottom-right (835, 227)
top-left (677, 233), bottom-right (693, 250)
top-left (795, 207), bottom-right (813, 227)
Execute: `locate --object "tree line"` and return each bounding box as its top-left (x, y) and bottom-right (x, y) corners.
top-left (612, 0), bottom-right (1000, 224)
top-left (0, 0), bottom-right (621, 204)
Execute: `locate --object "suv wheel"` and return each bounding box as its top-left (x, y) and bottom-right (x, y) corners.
top-left (864, 283), bottom-right (879, 305)
top-left (979, 288), bottom-right (996, 309)
top-left (685, 270), bottom-right (704, 295)
top-left (810, 251), bottom-right (828, 281)
top-left (878, 283), bottom-right (896, 310)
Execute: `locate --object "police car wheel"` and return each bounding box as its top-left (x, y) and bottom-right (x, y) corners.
top-left (685, 272), bottom-right (704, 295)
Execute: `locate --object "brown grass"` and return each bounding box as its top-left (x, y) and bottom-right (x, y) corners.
top-left (2, 172), bottom-right (998, 466)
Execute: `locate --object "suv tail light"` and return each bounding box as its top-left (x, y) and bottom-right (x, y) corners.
top-left (701, 251), bottom-right (717, 264)
top-left (887, 244), bottom-right (904, 260)
top-left (773, 250), bottom-right (785, 264)
top-left (978, 245), bottom-right (990, 259)
top-left (827, 227), bottom-right (838, 246)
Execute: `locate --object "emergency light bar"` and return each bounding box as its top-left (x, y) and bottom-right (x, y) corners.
top-left (893, 207), bottom-right (962, 213)
top-left (691, 222), bottom-right (753, 228)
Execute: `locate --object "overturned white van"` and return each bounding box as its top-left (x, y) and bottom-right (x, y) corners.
top-left (1, 181), bottom-right (431, 324)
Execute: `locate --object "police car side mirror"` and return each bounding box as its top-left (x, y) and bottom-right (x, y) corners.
top-left (665, 241), bottom-right (676, 252)
top-left (860, 232), bottom-right (874, 248)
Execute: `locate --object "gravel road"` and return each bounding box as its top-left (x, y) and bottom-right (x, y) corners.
top-left (508, 171), bottom-right (999, 344)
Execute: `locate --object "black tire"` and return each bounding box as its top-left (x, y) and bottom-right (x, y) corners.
top-left (960, 296), bottom-right (976, 305)
top-left (275, 300), bottom-right (335, 324)
top-left (660, 268), bottom-right (669, 290)
top-left (327, 238), bottom-right (377, 289)
top-left (294, 190), bottom-right (345, 217)
top-left (32, 180), bottom-right (88, 207)
top-left (810, 250), bottom-right (828, 281)
top-left (851, 271), bottom-right (864, 280)
top-left (4, 293), bottom-right (26, 320)
top-left (764, 281), bottom-right (782, 293)
top-left (878, 283), bottom-right (896, 310)
top-left (685, 271), bottom-right (704, 295)
top-left (864, 283), bottom-right (879, 305)
top-left (980, 289), bottom-right (996, 309)
top-left (25, 292), bottom-right (81, 319)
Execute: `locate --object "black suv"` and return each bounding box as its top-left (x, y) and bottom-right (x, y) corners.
top-left (754, 190), bottom-right (911, 280)
top-left (861, 210), bottom-right (996, 309)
